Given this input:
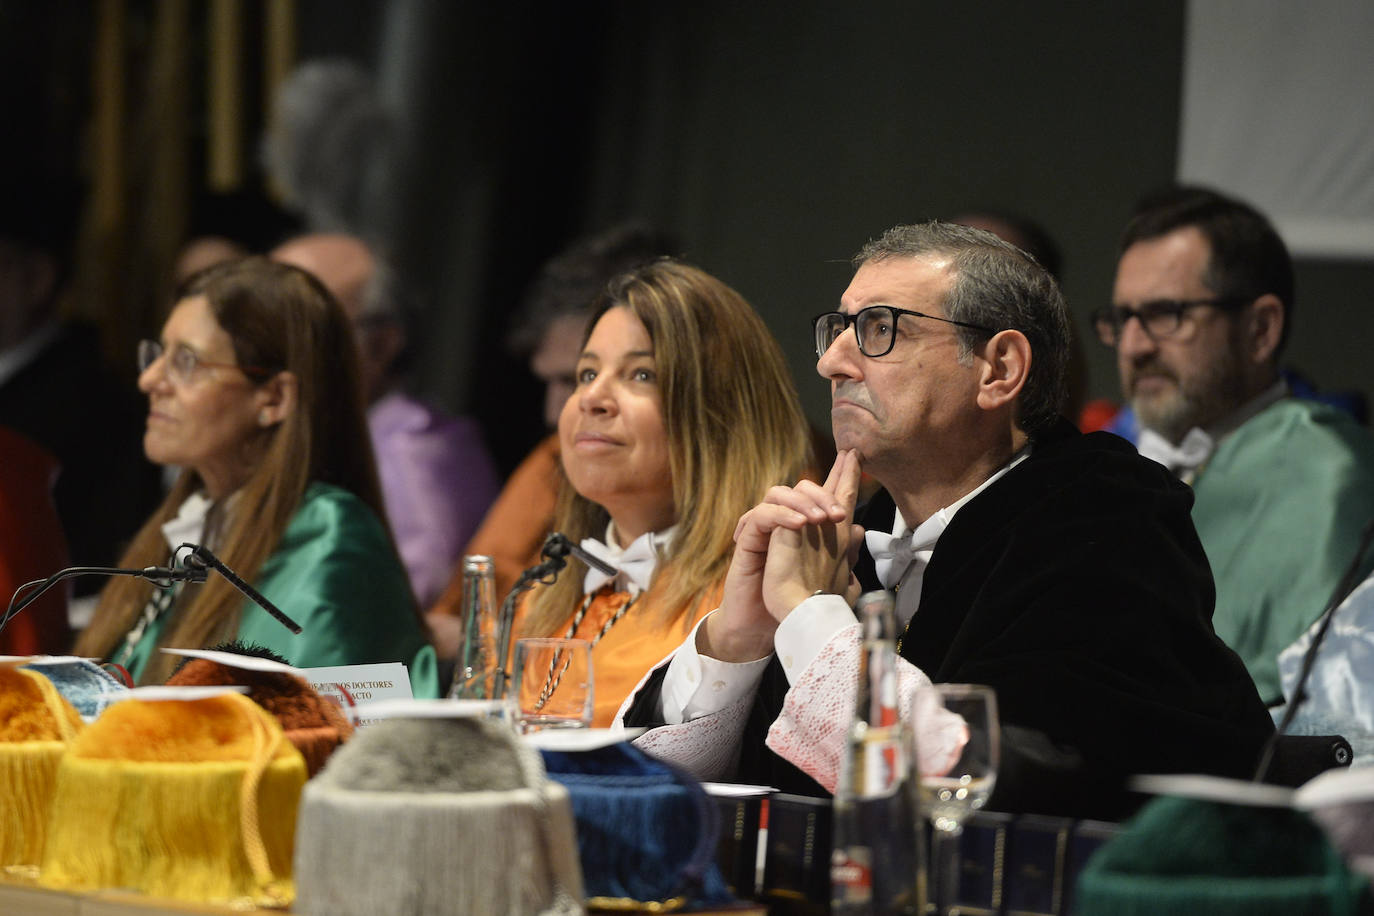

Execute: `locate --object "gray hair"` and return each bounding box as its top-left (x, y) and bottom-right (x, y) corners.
top-left (261, 60), bottom-right (391, 233)
top-left (855, 221), bottom-right (1069, 438)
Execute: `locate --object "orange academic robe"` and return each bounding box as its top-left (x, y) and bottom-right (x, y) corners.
top-left (432, 433), bottom-right (561, 617)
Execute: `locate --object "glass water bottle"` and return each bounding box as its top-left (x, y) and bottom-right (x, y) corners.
top-left (830, 590), bottom-right (926, 915)
top-left (450, 555), bottom-right (500, 699)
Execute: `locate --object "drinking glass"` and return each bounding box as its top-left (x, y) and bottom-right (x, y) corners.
top-left (911, 683), bottom-right (999, 916)
top-left (511, 637), bottom-right (593, 732)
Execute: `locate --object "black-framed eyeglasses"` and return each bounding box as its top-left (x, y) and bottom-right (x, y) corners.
top-left (812, 305), bottom-right (996, 359)
top-left (1091, 297), bottom-right (1249, 347)
top-left (137, 339), bottom-right (272, 384)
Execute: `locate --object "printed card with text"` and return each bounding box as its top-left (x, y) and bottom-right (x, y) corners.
top-left (303, 662), bottom-right (413, 728)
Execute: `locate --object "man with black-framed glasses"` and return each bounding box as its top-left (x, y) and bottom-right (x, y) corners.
top-left (1101, 187), bottom-right (1374, 705)
top-left (623, 221), bottom-right (1274, 819)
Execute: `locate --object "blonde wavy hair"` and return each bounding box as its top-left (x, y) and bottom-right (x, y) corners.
top-left (524, 259), bottom-right (812, 635)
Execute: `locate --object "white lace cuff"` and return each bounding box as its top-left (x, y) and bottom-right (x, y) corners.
top-left (632, 692), bottom-right (754, 783)
top-left (766, 621), bottom-right (934, 793)
top-left (774, 593), bottom-right (857, 685)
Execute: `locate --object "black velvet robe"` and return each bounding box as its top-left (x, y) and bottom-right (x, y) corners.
top-left (626, 420), bottom-right (1274, 819)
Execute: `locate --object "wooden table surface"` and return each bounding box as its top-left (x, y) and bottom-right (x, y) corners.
top-left (0, 874), bottom-right (768, 915)
top-left (0, 874), bottom-right (267, 915)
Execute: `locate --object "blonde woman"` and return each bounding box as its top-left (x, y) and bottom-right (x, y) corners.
top-left (521, 259), bottom-right (811, 726)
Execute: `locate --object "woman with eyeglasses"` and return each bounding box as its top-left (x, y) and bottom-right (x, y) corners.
top-left (517, 259), bottom-right (813, 727)
top-left (74, 257), bottom-right (438, 691)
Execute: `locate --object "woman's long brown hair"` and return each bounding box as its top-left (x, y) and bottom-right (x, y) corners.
top-left (524, 259), bottom-right (812, 636)
top-left (74, 257), bottom-right (407, 683)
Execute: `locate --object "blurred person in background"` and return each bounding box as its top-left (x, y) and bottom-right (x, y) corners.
top-left (515, 259), bottom-right (812, 726)
top-left (273, 232), bottom-right (498, 608)
top-left (74, 257), bottom-right (437, 692)
top-left (516, 223), bottom-right (682, 434)
top-left (170, 189), bottom-right (302, 289)
top-left (261, 59), bottom-right (389, 235)
top-left (0, 425), bottom-right (70, 654)
top-left (1096, 186), bottom-right (1374, 704)
top-left (0, 175), bottom-right (160, 611)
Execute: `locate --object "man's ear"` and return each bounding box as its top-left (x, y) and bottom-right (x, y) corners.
top-left (1244, 294), bottom-right (1284, 366)
top-left (254, 371), bottom-right (298, 428)
top-left (975, 329), bottom-right (1031, 413)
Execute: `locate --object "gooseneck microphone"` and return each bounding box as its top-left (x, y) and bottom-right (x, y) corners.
top-left (537, 532), bottom-right (619, 579)
top-left (490, 532), bottom-right (618, 699)
top-left (178, 543), bottom-right (303, 635)
top-left (1252, 516), bottom-right (1374, 782)
top-left (2, 564), bottom-right (207, 635)
top-left (1, 542), bottom-right (303, 639)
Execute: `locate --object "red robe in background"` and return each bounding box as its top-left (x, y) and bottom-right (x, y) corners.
top-left (0, 425), bottom-right (70, 654)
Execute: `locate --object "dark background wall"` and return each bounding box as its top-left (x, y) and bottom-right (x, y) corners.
top-left (307, 0), bottom-right (1373, 472)
top-left (570, 2), bottom-right (1188, 428)
top-left (11, 0), bottom-right (1373, 475)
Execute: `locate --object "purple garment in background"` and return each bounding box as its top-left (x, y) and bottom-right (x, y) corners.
top-left (368, 391), bottom-right (499, 607)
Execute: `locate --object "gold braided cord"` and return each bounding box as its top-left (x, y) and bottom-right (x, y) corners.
top-left (585, 894), bottom-right (689, 912)
top-left (563, 590), bottom-right (641, 647)
top-left (234, 694), bottom-right (283, 888)
top-left (534, 591), bottom-right (642, 709)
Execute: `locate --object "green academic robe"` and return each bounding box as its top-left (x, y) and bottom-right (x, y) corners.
top-left (117, 482), bottom-right (439, 697)
top-left (1193, 398), bottom-right (1374, 704)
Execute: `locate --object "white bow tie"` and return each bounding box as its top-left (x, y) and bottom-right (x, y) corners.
top-left (1138, 426), bottom-right (1214, 481)
top-left (579, 532), bottom-right (660, 595)
top-left (865, 526), bottom-right (941, 591)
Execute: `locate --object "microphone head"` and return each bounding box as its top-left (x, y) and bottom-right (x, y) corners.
top-left (173, 543), bottom-right (302, 635)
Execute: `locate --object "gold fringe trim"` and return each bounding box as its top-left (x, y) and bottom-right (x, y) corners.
top-left (0, 742), bottom-right (66, 866)
top-left (0, 670), bottom-right (82, 868)
top-left (38, 694), bottom-right (305, 906)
